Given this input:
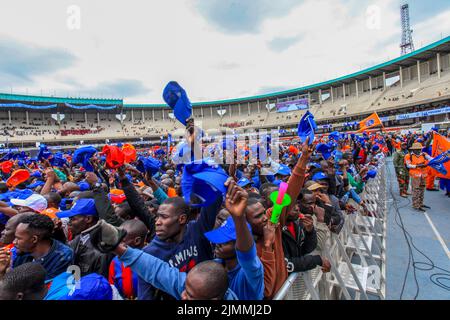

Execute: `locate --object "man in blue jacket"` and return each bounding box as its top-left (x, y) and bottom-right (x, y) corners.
top-left (11, 214), bottom-right (73, 281)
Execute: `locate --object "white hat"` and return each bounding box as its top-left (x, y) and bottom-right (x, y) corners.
top-left (10, 194), bottom-right (48, 212)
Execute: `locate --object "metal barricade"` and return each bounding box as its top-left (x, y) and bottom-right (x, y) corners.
top-left (274, 161), bottom-right (387, 300)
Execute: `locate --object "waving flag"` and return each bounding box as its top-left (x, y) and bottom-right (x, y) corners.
top-left (428, 151), bottom-right (450, 176)
top-left (162, 81), bottom-right (192, 126)
top-left (431, 132), bottom-right (450, 179)
top-left (357, 112), bottom-right (383, 132)
top-left (297, 111), bottom-right (317, 145)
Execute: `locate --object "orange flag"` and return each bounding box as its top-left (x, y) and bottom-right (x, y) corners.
top-left (357, 112), bottom-right (383, 132)
top-left (431, 132), bottom-right (450, 179)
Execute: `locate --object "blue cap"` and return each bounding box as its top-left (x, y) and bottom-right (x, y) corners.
top-left (136, 156), bottom-right (161, 175)
top-left (277, 164), bottom-right (291, 176)
top-left (181, 161), bottom-right (229, 207)
top-left (297, 111), bottom-right (317, 145)
top-left (204, 216), bottom-right (252, 244)
top-left (366, 170), bottom-right (377, 179)
top-left (372, 145), bottom-right (380, 152)
top-left (155, 149), bottom-right (166, 156)
top-left (72, 146), bottom-right (97, 172)
top-left (37, 144), bottom-right (52, 160)
top-left (50, 152), bottom-right (67, 167)
top-left (0, 189), bottom-right (33, 203)
top-left (59, 198), bottom-right (74, 211)
top-left (77, 181), bottom-right (90, 192)
top-left (312, 172), bottom-right (329, 181)
top-left (308, 162), bottom-right (322, 169)
top-left (31, 171), bottom-right (42, 178)
top-left (162, 81), bottom-right (192, 126)
top-left (57, 198), bottom-right (97, 218)
top-left (237, 177), bottom-right (252, 187)
top-left (316, 143), bottom-right (333, 160)
top-left (329, 131), bottom-right (340, 141)
top-left (61, 274), bottom-right (112, 300)
top-left (26, 180), bottom-right (45, 189)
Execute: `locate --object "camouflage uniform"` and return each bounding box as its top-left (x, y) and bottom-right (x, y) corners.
top-left (393, 149), bottom-right (409, 195)
top-left (411, 177), bottom-right (426, 209)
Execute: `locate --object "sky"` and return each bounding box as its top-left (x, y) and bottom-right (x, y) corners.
top-left (0, 0), bottom-right (449, 104)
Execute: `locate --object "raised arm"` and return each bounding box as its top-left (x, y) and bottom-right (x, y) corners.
top-left (282, 137), bottom-right (314, 225)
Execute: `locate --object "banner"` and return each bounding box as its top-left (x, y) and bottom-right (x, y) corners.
top-left (395, 106), bottom-right (450, 120)
top-left (431, 132), bottom-right (450, 179)
top-left (276, 98), bottom-right (309, 113)
top-left (64, 103), bottom-right (117, 110)
top-left (0, 103), bottom-right (57, 109)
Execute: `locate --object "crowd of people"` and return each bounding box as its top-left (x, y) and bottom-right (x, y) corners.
top-left (0, 117), bottom-right (448, 301)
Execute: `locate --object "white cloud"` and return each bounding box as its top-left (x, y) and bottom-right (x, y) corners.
top-left (0, 0), bottom-right (448, 104)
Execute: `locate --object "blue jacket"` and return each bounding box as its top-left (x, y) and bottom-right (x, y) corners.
top-left (13, 239), bottom-right (74, 281)
top-left (220, 243), bottom-right (264, 300)
top-left (120, 247), bottom-right (237, 300)
top-left (138, 196), bottom-right (221, 300)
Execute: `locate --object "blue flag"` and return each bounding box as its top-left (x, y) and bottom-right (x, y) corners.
top-left (297, 111), bottom-right (317, 145)
top-left (428, 151), bottom-right (450, 175)
top-left (163, 81), bottom-right (192, 126)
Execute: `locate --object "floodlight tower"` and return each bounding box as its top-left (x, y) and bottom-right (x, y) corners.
top-left (400, 3), bottom-right (415, 55)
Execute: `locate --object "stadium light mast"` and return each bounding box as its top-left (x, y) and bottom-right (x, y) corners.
top-left (400, 3), bottom-right (415, 55)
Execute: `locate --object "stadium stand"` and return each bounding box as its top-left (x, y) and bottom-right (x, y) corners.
top-left (0, 36), bottom-right (449, 146)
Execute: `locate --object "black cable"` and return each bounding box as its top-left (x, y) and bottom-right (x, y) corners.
top-left (386, 160), bottom-right (450, 299)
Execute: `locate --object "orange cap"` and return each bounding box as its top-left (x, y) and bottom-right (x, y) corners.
top-left (6, 169), bottom-right (31, 187)
top-left (122, 144), bottom-right (137, 163)
top-left (0, 161), bottom-right (13, 174)
top-left (40, 207), bottom-right (59, 219)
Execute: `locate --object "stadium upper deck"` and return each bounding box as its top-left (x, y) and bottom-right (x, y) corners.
top-left (1, 36), bottom-right (449, 146)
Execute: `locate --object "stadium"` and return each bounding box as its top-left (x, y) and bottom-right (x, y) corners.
top-left (0, 1), bottom-right (449, 308)
top-left (1, 36), bottom-right (449, 149)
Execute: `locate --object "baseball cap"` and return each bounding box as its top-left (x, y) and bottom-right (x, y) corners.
top-left (57, 198), bottom-right (97, 219)
top-left (163, 81), bottom-right (192, 126)
top-left (40, 207), bottom-right (59, 219)
top-left (237, 177), bottom-right (252, 188)
top-left (102, 145), bottom-right (124, 169)
top-left (366, 170), bottom-right (377, 179)
top-left (77, 181), bottom-right (90, 192)
top-left (109, 189), bottom-right (126, 204)
top-left (26, 180), bottom-right (46, 189)
top-left (307, 182), bottom-right (324, 191)
top-left (311, 172), bottom-right (329, 181)
top-left (122, 144), bottom-right (137, 163)
top-left (10, 194), bottom-right (48, 212)
top-left (61, 274), bottom-right (112, 300)
top-left (6, 169), bottom-right (30, 187)
top-left (204, 216), bottom-right (252, 244)
top-left (277, 164), bottom-right (291, 176)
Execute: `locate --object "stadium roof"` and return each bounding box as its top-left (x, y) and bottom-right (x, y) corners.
top-left (0, 93), bottom-right (122, 105)
top-left (125, 35), bottom-right (450, 109)
top-left (0, 36), bottom-right (449, 110)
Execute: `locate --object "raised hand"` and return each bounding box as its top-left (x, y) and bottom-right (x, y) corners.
top-left (301, 136), bottom-right (315, 157)
top-left (0, 248), bottom-right (11, 277)
top-left (85, 171), bottom-right (100, 187)
top-left (263, 221), bottom-right (277, 251)
top-left (321, 257), bottom-right (331, 273)
top-left (300, 214), bottom-right (314, 232)
top-left (224, 179), bottom-right (248, 218)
